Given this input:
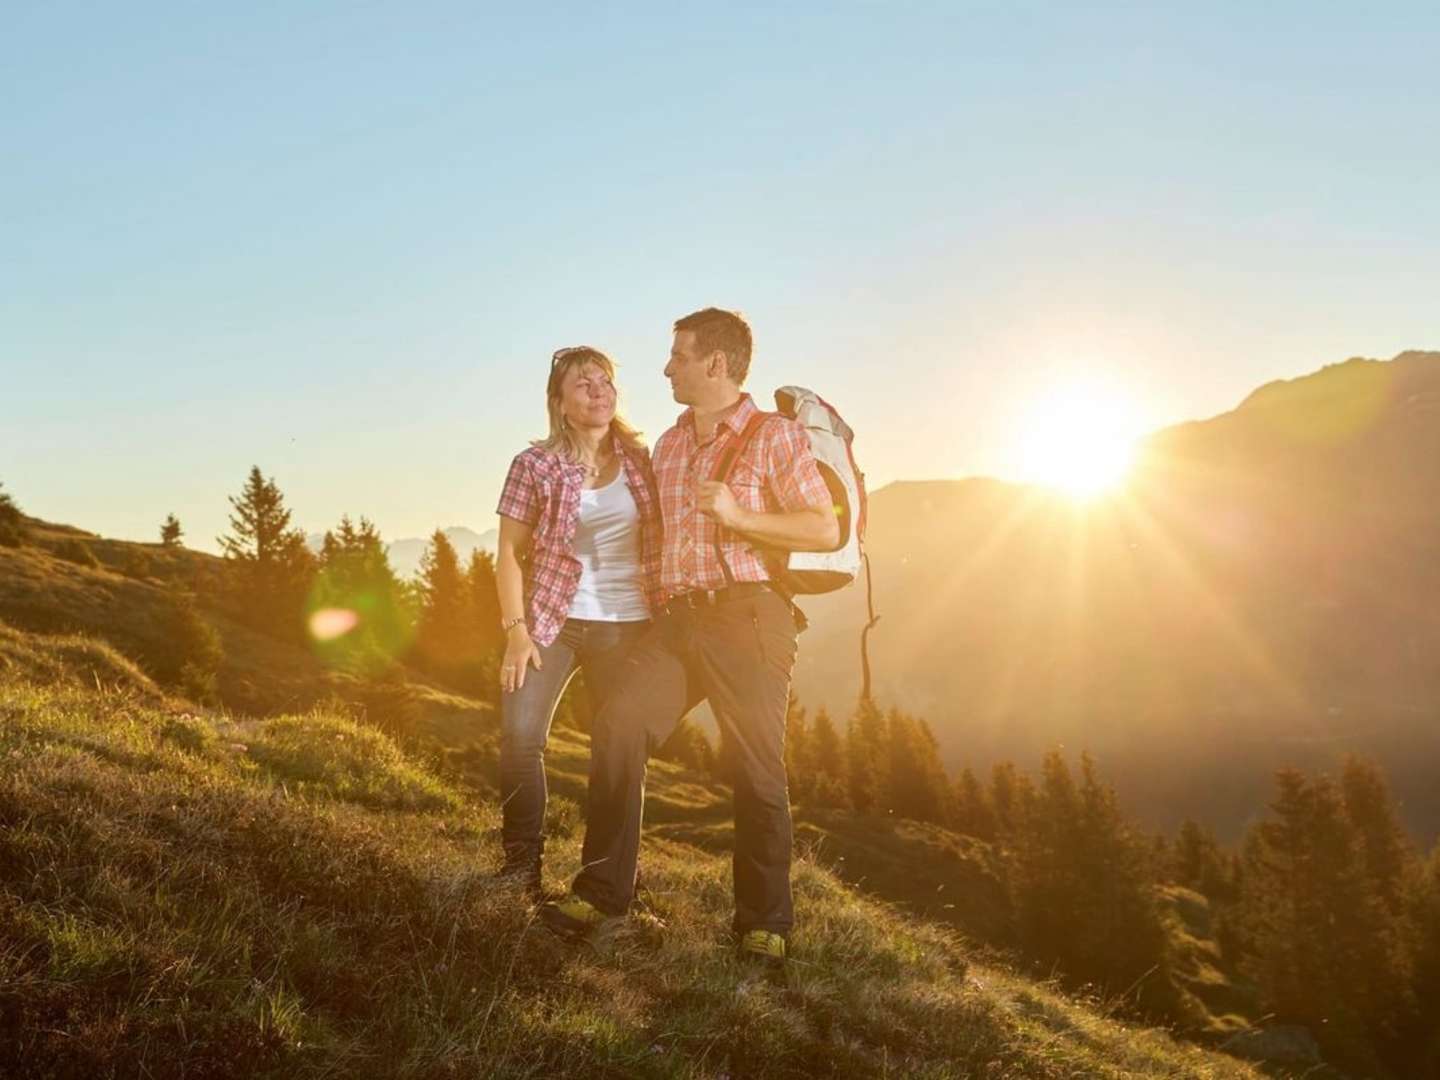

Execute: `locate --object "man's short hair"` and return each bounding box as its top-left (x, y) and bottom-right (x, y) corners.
top-left (674, 307), bottom-right (752, 385)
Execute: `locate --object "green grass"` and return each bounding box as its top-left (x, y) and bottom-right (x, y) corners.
top-left (0, 676), bottom-right (1267, 1079)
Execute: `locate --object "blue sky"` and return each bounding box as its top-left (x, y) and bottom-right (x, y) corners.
top-left (5, 3), bottom-right (1439, 552)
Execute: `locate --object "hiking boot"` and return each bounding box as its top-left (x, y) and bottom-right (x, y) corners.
top-left (737, 929), bottom-right (787, 968)
top-left (540, 893), bottom-right (623, 943)
top-left (496, 840), bottom-right (543, 899)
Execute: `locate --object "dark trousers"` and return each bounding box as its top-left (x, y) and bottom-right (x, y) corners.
top-left (499, 618), bottom-right (650, 852)
top-left (573, 587), bottom-right (799, 935)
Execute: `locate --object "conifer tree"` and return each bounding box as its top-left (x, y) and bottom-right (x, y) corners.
top-left (1341, 755), bottom-right (1414, 918)
top-left (311, 515), bottom-right (410, 672)
top-left (466, 549), bottom-right (504, 657)
top-left (1173, 819), bottom-right (1233, 899)
top-left (0, 482), bottom-right (26, 547)
top-left (783, 694), bottom-right (812, 803)
top-left (989, 760), bottom-right (1032, 838)
top-left (217, 467), bottom-right (314, 639)
top-left (884, 710), bottom-right (950, 825)
top-left (808, 708), bottom-right (848, 808)
top-left (1413, 845), bottom-right (1440, 1072)
top-left (845, 697), bottom-right (887, 813)
top-left (952, 766), bottom-right (996, 840)
top-left (1236, 767), bottom-right (1414, 1075)
top-left (415, 529), bottom-right (467, 678)
top-left (160, 513), bottom-right (183, 548)
top-left (1005, 751), bottom-right (1169, 1006)
top-left (150, 591), bottom-right (223, 702)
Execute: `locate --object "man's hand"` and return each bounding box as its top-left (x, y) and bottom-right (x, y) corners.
top-left (696, 480), bottom-right (748, 531)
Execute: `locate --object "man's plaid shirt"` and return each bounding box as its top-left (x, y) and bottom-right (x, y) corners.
top-left (496, 443), bottom-right (663, 647)
top-left (654, 393), bottom-right (831, 597)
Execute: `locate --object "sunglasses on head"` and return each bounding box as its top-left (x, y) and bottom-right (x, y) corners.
top-left (551, 345), bottom-right (604, 368)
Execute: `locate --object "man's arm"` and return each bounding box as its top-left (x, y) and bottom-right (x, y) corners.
top-left (696, 483), bottom-right (838, 551)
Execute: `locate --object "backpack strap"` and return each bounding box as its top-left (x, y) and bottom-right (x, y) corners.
top-left (709, 411), bottom-right (774, 585)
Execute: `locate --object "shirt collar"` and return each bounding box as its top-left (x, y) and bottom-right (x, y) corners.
top-left (679, 393), bottom-right (757, 440)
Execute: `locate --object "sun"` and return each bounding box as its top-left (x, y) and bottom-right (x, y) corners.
top-left (1013, 379), bottom-right (1142, 498)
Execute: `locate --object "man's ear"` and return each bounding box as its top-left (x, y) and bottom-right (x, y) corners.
top-left (706, 350), bottom-right (727, 379)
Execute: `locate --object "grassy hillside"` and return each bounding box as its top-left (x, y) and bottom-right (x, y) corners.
top-left (0, 659), bottom-right (1270, 1079)
top-left (0, 517), bottom-right (485, 724)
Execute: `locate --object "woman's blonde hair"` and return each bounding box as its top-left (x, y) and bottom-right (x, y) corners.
top-left (534, 346), bottom-right (645, 459)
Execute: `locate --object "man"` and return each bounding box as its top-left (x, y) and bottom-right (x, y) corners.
top-left (541, 307), bottom-right (838, 965)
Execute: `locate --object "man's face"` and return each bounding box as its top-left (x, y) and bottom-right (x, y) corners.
top-left (664, 330), bottom-right (710, 405)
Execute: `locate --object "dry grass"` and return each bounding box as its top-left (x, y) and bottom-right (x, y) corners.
top-left (0, 675), bottom-right (1268, 1079)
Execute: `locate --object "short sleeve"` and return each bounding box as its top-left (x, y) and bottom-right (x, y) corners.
top-left (764, 419), bottom-right (831, 513)
top-left (496, 451), bottom-right (543, 526)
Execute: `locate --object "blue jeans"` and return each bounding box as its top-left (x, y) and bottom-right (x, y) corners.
top-left (499, 617), bottom-right (650, 853)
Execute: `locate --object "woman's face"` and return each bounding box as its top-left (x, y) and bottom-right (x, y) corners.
top-left (558, 361), bottom-right (617, 430)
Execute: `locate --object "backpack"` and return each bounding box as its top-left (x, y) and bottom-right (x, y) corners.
top-left (713, 386), bottom-right (867, 595)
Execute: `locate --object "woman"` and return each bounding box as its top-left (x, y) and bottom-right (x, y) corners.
top-left (493, 345), bottom-right (661, 896)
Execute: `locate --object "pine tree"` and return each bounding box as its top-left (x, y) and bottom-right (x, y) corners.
top-left (884, 710), bottom-right (949, 825)
top-left (150, 592), bottom-right (223, 703)
top-left (1173, 819), bottom-right (1233, 899)
top-left (312, 515), bottom-right (411, 673)
top-left (217, 467), bottom-right (314, 639)
top-left (1341, 755), bottom-right (1414, 918)
top-left (989, 760), bottom-right (1033, 838)
top-left (160, 513), bottom-right (184, 548)
top-left (1236, 767), bottom-right (1411, 1075)
top-left (1005, 751), bottom-right (1169, 1007)
top-left (952, 766), bottom-right (996, 840)
top-left (808, 708), bottom-right (848, 808)
top-left (0, 482), bottom-right (26, 547)
top-left (415, 529), bottom-right (467, 680)
top-left (466, 549), bottom-right (504, 657)
top-left (783, 694), bottom-right (812, 804)
top-left (846, 697), bottom-right (887, 813)
top-left (1413, 845), bottom-right (1440, 1073)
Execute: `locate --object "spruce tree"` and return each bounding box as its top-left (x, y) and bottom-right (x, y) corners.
top-left (783, 694), bottom-right (812, 804)
top-left (953, 767), bottom-right (996, 841)
top-left (217, 467), bottom-right (314, 639)
top-left (809, 708), bottom-right (848, 808)
top-left (884, 710), bottom-right (949, 825)
top-left (0, 482), bottom-right (26, 547)
top-left (160, 513), bottom-right (184, 548)
top-left (1006, 751), bottom-right (1169, 1007)
top-left (846, 697), bottom-right (887, 813)
top-left (989, 760), bottom-right (1033, 838)
top-left (1341, 755), bottom-right (1414, 918)
top-left (415, 529), bottom-right (467, 679)
top-left (312, 516), bottom-right (410, 673)
top-left (1236, 767), bottom-right (1411, 1075)
top-left (466, 549), bottom-right (504, 657)
top-left (1173, 819), bottom-right (1232, 900)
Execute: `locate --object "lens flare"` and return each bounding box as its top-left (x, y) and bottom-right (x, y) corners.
top-left (309, 607), bottom-right (360, 642)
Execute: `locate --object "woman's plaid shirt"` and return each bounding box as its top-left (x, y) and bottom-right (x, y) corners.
top-left (495, 443), bottom-right (663, 647)
top-left (653, 393), bottom-right (831, 597)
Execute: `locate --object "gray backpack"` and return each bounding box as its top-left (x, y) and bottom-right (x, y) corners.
top-left (713, 386), bottom-right (866, 595)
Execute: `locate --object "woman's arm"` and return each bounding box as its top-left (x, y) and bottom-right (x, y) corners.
top-left (497, 514), bottom-right (542, 691)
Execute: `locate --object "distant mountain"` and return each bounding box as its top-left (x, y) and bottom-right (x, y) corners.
top-left (305, 526), bottom-right (497, 579)
top-left (385, 527), bottom-right (497, 579)
top-left (795, 350), bottom-right (1440, 841)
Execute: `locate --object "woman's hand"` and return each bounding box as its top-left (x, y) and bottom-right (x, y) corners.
top-left (501, 625), bottom-right (542, 693)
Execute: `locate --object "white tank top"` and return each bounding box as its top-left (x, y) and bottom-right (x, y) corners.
top-left (568, 471), bottom-right (649, 621)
